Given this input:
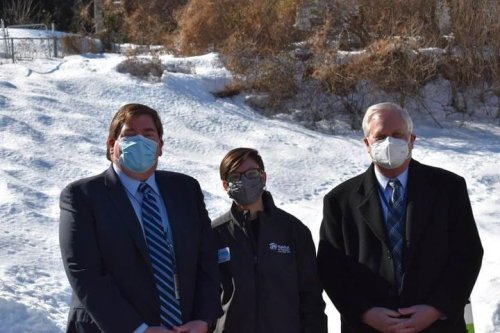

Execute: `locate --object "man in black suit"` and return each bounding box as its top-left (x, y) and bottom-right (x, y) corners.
top-left (317, 102), bottom-right (483, 333)
top-left (59, 103), bottom-right (221, 333)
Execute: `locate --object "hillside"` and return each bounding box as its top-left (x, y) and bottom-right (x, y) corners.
top-left (0, 44), bottom-right (499, 332)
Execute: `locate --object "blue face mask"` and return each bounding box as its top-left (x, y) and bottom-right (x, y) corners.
top-left (118, 135), bottom-right (158, 173)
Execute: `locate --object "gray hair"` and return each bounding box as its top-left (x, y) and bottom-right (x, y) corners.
top-left (361, 102), bottom-right (413, 137)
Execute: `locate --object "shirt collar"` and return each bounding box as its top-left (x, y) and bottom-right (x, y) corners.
top-left (112, 163), bottom-right (160, 195)
top-left (374, 165), bottom-right (409, 191)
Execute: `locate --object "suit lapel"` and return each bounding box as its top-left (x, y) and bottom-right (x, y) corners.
top-left (405, 160), bottom-right (436, 263)
top-left (358, 165), bottom-right (388, 244)
top-left (104, 166), bottom-right (152, 269)
top-left (155, 172), bottom-right (185, 263)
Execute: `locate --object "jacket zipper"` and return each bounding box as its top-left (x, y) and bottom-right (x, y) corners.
top-left (242, 213), bottom-right (259, 333)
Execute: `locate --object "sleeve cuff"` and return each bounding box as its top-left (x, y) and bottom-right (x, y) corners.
top-left (133, 323), bottom-right (148, 333)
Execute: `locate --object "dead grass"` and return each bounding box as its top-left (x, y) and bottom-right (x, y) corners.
top-left (176, 0), bottom-right (300, 108)
top-left (96, 0), bottom-right (184, 45)
top-left (115, 51), bottom-right (164, 81)
top-left (247, 55), bottom-right (299, 107)
top-left (177, 0), bottom-right (299, 56)
top-left (176, 0), bottom-right (240, 55)
top-left (84, 0), bottom-right (500, 116)
top-left (313, 38), bottom-right (440, 97)
top-left (179, 0), bottom-right (500, 114)
top-left (213, 79), bottom-right (245, 98)
top-left (61, 35), bottom-right (100, 55)
top-left (61, 35), bottom-right (84, 55)
top-left (445, 0), bottom-right (500, 87)
top-left (306, 0), bottom-right (500, 115)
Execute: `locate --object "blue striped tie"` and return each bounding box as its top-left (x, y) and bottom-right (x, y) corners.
top-left (387, 179), bottom-right (405, 286)
top-left (139, 183), bottom-right (182, 328)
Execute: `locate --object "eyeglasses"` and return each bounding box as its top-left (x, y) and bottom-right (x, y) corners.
top-left (227, 168), bottom-right (262, 183)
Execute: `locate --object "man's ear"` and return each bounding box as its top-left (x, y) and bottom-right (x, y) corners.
top-left (409, 134), bottom-right (416, 149)
top-left (158, 139), bottom-right (164, 156)
top-left (222, 180), bottom-right (229, 191)
top-left (107, 138), bottom-right (116, 156)
top-left (363, 137), bottom-right (370, 147)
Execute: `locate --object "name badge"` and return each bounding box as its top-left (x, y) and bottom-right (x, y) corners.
top-left (218, 247), bottom-right (231, 263)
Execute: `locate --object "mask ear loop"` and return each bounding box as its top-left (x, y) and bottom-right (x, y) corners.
top-left (260, 170), bottom-right (267, 191)
top-left (405, 137), bottom-right (413, 160)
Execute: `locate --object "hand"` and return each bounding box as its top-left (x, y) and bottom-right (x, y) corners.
top-left (173, 320), bottom-right (209, 333)
top-left (391, 305), bottom-right (442, 332)
top-left (362, 307), bottom-right (407, 333)
top-left (145, 326), bottom-right (176, 333)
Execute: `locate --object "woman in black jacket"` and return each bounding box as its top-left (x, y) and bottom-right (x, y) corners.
top-left (211, 147), bottom-right (328, 333)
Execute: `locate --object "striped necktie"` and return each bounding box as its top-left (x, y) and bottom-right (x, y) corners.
top-left (387, 179), bottom-right (405, 286)
top-left (139, 183), bottom-right (182, 328)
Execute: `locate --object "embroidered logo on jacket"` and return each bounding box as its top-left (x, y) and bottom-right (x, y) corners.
top-left (269, 242), bottom-right (291, 254)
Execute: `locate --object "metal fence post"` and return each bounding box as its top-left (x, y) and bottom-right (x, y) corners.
top-left (1, 19), bottom-right (7, 60)
top-left (52, 22), bottom-right (58, 58)
top-left (10, 38), bottom-right (15, 63)
top-left (53, 36), bottom-right (58, 58)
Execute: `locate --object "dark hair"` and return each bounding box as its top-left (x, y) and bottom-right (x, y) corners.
top-left (219, 147), bottom-right (265, 180)
top-left (106, 103), bottom-right (163, 161)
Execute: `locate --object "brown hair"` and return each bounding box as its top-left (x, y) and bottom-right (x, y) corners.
top-left (219, 147), bottom-right (265, 180)
top-left (106, 103), bottom-right (163, 161)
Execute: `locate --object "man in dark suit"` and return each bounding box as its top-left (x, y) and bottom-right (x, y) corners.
top-left (59, 103), bottom-right (222, 333)
top-left (317, 102), bottom-right (483, 333)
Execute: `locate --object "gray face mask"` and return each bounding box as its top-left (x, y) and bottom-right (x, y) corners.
top-left (227, 177), bottom-right (264, 205)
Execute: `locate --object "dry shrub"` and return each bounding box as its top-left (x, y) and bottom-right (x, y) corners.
top-left (247, 55), bottom-right (299, 108)
top-left (97, 0), bottom-right (185, 45)
top-left (177, 0), bottom-right (300, 56)
top-left (125, 5), bottom-right (170, 45)
top-left (213, 79), bottom-right (245, 98)
top-left (310, 49), bottom-right (355, 96)
top-left (99, 1), bottom-right (128, 43)
top-left (62, 35), bottom-right (84, 54)
top-left (445, 0), bottom-right (500, 88)
top-left (223, 52), bottom-right (299, 108)
top-left (72, 2), bottom-right (94, 34)
top-left (320, 0), bottom-right (442, 50)
top-left (314, 38), bottom-right (440, 96)
top-left (229, 0), bottom-right (299, 53)
top-left (361, 39), bottom-right (439, 93)
top-left (3, 0), bottom-right (42, 25)
top-left (92, 0), bottom-right (500, 114)
top-left (359, 0), bottom-right (439, 39)
top-left (308, 0), bottom-right (500, 108)
top-left (447, 0), bottom-right (499, 47)
top-left (116, 52), bottom-right (164, 81)
top-left (306, 0), bottom-right (445, 109)
top-left (61, 35), bottom-right (101, 55)
top-left (177, 0), bottom-right (300, 107)
top-left (313, 62), bottom-right (358, 97)
top-left (439, 51), bottom-right (490, 89)
top-left (176, 0), bottom-right (242, 55)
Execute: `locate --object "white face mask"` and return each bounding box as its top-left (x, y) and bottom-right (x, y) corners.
top-left (370, 137), bottom-right (410, 169)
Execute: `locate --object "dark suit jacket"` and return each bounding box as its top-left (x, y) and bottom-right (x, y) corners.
top-left (59, 166), bottom-right (222, 333)
top-left (317, 159), bottom-right (483, 333)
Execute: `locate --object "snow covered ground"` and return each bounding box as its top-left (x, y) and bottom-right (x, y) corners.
top-left (0, 40), bottom-right (499, 332)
